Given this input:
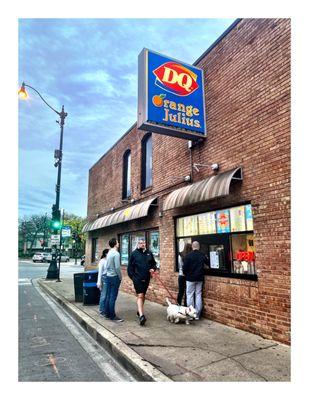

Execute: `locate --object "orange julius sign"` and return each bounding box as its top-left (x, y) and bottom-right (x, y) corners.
top-left (138, 49), bottom-right (206, 140)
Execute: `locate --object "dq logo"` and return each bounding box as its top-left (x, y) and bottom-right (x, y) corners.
top-left (153, 62), bottom-right (199, 96)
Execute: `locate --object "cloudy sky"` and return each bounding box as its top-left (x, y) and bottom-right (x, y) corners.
top-left (18, 18), bottom-right (235, 218)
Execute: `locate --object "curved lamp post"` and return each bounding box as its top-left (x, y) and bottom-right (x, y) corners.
top-left (19, 82), bottom-right (68, 281)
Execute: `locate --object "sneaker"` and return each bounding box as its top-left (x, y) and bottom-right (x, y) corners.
top-left (100, 314), bottom-right (110, 319)
top-left (194, 317), bottom-right (199, 320)
top-left (111, 316), bottom-right (124, 322)
top-left (139, 315), bottom-right (147, 326)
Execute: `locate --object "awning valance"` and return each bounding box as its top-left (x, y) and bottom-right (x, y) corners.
top-left (82, 197), bottom-right (157, 233)
top-left (162, 167), bottom-right (242, 211)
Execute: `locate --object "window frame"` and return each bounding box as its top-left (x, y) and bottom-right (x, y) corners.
top-left (118, 228), bottom-right (160, 267)
top-left (174, 203), bottom-right (257, 281)
top-left (141, 132), bottom-right (153, 191)
top-left (122, 149), bottom-right (131, 199)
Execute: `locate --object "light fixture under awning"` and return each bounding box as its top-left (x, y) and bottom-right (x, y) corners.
top-left (82, 197), bottom-right (158, 233)
top-left (162, 167), bottom-right (242, 211)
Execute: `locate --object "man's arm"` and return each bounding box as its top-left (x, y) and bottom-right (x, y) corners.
top-left (182, 255), bottom-right (189, 276)
top-left (127, 252), bottom-right (135, 279)
top-left (150, 252), bottom-right (157, 271)
top-left (114, 252), bottom-right (122, 281)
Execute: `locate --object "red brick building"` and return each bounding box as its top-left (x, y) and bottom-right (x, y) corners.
top-left (83, 19), bottom-right (291, 344)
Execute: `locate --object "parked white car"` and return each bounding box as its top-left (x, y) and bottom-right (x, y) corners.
top-left (32, 252), bottom-right (45, 263)
top-left (58, 254), bottom-right (70, 262)
top-left (44, 253), bottom-right (53, 262)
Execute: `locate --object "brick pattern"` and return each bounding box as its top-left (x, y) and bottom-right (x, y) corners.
top-left (85, 19), bottom-right (290, 344)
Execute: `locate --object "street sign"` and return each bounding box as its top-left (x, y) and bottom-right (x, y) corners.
top-left (61, 226), bottom-right (71, 238)
top-left (51, 234), bottom-right (60, 245)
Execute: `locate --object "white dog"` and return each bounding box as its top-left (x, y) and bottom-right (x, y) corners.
top-left (166, 298), bottom-right (198, 325)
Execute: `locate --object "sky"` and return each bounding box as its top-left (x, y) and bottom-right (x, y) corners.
top-left (18, 18), bottom-right (236, 218)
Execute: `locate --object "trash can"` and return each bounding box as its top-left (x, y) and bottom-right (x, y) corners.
top-left (83, 269), bottom-right (100, 305)
top-left (73, 273), bottom-right (84, 302)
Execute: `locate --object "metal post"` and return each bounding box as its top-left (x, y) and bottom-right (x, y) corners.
top-left (46, 107), bottom-right (67, 280)
top-left (57, 209), bottom-right (63, 282)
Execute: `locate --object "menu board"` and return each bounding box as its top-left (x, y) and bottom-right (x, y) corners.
top-left (245, 204), bottom-right (254, 231)
top-left (216, 209), bottom-right (230, 233)
top-left (198, 212), bottom-right (216, 234)
top-left (183, 215), bottom-right (198, 236)
top-left (176, 217), bottom-right (184, 237)
top-left (230, 206), bottom-right (246, 232)
top-left (120, 234), bottom-right (129, 265)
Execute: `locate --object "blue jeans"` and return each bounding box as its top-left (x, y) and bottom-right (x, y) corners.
top-left (104, 275), bottom-right (121, 319)
top-left (99, 275), bottom-right (107, 314)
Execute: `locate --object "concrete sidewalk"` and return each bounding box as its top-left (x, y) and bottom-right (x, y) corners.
top-left (37, 277), bottom-right (290, 382)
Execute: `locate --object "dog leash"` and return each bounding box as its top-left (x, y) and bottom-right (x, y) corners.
top-left (151, 271), bottom-right (178, 304)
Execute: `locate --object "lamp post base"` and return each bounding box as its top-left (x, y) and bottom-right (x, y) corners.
top-left (46, 260), bottom-right (59, 280)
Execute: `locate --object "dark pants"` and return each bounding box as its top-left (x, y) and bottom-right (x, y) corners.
top-left (177, 275), bottom-right (187, 306)
top-left (104, 275), bottom-right (121, 319)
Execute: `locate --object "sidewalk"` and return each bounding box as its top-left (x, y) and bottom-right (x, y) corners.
top-left (37, 277), bottom-right (290, 382)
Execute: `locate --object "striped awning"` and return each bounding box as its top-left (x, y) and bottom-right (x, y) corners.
top-left (82, 197), bottom-right (157, 233)
top-left (163, 167), bottom-right (242, 211)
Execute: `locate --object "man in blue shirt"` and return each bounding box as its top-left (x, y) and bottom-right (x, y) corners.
top-left (104, 238), bottom-right (123, 322)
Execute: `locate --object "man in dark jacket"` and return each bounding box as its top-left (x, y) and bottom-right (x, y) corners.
top-left (183, 241), bottom-right (208, 320)
top-left (127, 238), bottom-right (157, 325)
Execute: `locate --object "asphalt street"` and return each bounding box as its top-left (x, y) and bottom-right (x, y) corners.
top-left (19, 260), bottom-right (135, 382)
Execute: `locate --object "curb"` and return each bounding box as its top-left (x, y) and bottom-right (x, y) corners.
top-left (37, 279), bottom-right (172, 382)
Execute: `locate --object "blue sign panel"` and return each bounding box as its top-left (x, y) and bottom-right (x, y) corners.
top-left (138, 49), bottom-right (206, 140)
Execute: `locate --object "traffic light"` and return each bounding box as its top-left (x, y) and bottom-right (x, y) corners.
top-left (51, 204), bottom-right (61, 230)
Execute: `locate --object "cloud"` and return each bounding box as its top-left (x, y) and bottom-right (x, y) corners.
top-left (19, 18), bottom-right (236, 217)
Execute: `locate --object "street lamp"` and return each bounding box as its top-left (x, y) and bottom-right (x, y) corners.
top-left (19, 82), bottom-right (68, 281)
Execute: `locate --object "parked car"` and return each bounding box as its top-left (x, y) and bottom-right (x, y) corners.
top-left (43, 253), bottom-right (53, 262)
top-left (57, 254), bottom-right (70, 262)
top-left (32, 252), bottom-right (45, 263)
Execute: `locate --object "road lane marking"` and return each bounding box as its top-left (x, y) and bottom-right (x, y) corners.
top-left (19, 278), bottom-right (32, 286)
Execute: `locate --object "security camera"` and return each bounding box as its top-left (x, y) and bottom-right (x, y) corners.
top-left (184, 175), bottom-right (191, 182)
top-left (211, 163), bottom-right (219, 171)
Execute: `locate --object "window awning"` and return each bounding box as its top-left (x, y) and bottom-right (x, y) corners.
top-left (82, 197), bottom-right (158, 233)
top-left (162, 167), bottom-right (242, 212)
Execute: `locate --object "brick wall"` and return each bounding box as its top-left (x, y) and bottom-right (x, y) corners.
top-left (85, 19), bottom-right (290, 344)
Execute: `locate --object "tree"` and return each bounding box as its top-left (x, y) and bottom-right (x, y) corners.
top-left (18, 214), bottom-right (51, 255)
top-left (62, 213), bottom-right (87, 256)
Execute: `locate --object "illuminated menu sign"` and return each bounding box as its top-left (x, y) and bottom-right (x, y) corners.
top-left (230, 206), bottom-right (246, 232)
top-left (216, 210), bottom-right (230, 233)
top-left (245, 204), bottom-right (253, 231)
top-left (176, 204), bottom-right (254, 237)
top-left (183, 215), bottom-right (198, 236)
top-left (198, 212), bottom-right (216, 234)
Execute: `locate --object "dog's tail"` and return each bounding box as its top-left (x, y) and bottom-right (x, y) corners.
top-left (165, 298), bottom-right (171, 306)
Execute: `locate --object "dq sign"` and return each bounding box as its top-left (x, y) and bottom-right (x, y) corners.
top-left (138, 48), bottom-right (206, 140)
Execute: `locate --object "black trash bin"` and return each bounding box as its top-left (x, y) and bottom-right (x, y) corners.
top-left (74, 273), bottom-right (84, 302)
top-left (83, 269), bottom-right (100, 305)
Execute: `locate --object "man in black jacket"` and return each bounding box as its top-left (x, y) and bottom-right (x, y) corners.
top-left (183, 241), bottom-right (208, 320)
top-left (127, 239), bottom-right (157, 325)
